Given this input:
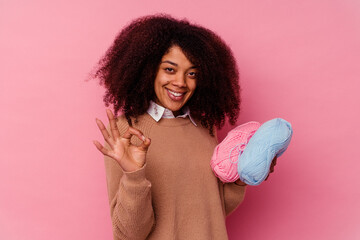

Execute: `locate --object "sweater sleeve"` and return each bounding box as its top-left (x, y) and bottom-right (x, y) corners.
top-left (223, 182), bottom-right (246, 216)
top-left (103, 118), bottom-right (155, 240)
top-left (214, 129), bottom-right (247, 216)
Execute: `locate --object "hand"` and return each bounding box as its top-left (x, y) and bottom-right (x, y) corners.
top-left (265, 156), bottom-right (277, 181)
top-left (93, 109), bottom-right (151, 172)
top-left (235, 179), bottom-right (247, 186)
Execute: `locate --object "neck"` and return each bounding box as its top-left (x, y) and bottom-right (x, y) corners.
top-left (172, 110), bottom-right (182, 117)
top-left (154, 99), bottom-right (183, 117)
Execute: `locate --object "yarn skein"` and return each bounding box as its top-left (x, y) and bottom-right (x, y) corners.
top-left (210, 121), bottom-right (261, 182)
top-left (238, 118), bottom-right (293, 185)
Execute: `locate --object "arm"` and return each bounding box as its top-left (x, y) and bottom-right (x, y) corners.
top-left (94, 110), bottom-right (155, 239)
top-left (222, 155), bottom-right (278, 216)
top-left (222, 181), bottom-right (247, 216)
top-left (104, 147), bottom-right (155, 240)
top-left (213, 128), bottom-right (247, 216)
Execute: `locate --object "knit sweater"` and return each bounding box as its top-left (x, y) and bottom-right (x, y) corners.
top-left (103, 113), bottom-right (246, 240)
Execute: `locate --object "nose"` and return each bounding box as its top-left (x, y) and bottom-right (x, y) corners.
top-left (172, 73), bottom-right (187, 88)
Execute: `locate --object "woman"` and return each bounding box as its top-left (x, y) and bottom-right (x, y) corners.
top-left (92, 14), bottom-right (254, 240)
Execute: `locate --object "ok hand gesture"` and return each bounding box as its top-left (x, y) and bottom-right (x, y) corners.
top-left (93, 109), bottom-right (151, 172)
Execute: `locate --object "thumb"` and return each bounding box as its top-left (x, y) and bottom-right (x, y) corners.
top-left (138, 137), bottom-right (151, 152)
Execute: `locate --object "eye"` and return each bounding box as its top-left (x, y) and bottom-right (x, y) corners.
top-left (188, 71), bottom-right (197, 78)
top-left (165, 67), bottom-right (174, 73)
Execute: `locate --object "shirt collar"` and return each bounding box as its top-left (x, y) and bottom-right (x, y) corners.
top-left (147, 101), bottom-right (197, 126)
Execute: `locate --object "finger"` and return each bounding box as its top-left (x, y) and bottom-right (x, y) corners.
top-left (270, 156), bottom-right (277, 173)
top-left (106, 109), bottom-right (121, 139)
top-left (122, 126), bottom-right (146, 141)
top-left (273, 156), bottom-right (277, 165)
top-left (270, 163), bottom-right (275, 173)
top-left (138, 137), bottom-right (151, 151)
top-left (96, 118), bottom-right (114, 146)
top-left (93, 140), bottom-right (113, 158)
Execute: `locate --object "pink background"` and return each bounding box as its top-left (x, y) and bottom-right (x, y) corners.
top-left (1, 0), bottom-right (359, 239)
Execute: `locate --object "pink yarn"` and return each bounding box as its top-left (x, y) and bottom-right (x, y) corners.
top-left (211, 121), bottom-right (261, 183)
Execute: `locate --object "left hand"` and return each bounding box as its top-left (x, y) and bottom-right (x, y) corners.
top-left (265, 156), bottom-right (277, 181)
top-left (235, 156), bottom-right (278, 185)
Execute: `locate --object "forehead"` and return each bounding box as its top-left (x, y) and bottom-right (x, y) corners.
top-left (161, 45), bottom-right (194, 66)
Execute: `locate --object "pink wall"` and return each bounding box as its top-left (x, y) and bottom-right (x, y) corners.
top-left (1, 0), bottom-right (359, 239)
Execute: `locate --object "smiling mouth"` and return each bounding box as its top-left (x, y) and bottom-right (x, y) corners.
top-left (166, 88), bottom-right (186, 101)
top-left (168, 89), bottom-right (185, 96)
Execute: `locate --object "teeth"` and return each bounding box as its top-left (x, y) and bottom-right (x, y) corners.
top-left (168, 89), bottom-right (184, 97)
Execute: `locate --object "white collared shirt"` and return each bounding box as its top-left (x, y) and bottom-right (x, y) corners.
top-left (147, 101), bottom-right (197, 126)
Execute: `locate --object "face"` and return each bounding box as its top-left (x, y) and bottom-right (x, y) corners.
top-left (154, 45), bottom-right (197, 116)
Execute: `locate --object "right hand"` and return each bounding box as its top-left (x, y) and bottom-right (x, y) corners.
top-left (93, 109), bottom-right (151, 172)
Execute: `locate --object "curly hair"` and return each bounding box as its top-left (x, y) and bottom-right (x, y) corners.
top-left (91, 14), bottom-right (241, 136)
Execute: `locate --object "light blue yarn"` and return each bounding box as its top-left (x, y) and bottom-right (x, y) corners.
top-left (237, 118), bottom-right (293, 186)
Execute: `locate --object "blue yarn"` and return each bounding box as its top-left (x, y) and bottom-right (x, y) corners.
top-left (237, 118), bottom-right (293, 186)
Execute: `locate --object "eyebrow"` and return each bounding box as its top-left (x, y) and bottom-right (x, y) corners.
top-left (161, 60), bottom-right (198, 69)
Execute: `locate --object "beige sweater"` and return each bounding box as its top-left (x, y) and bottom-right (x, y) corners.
top-left (104, 113), bottom-right (246, 240)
